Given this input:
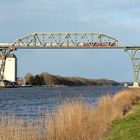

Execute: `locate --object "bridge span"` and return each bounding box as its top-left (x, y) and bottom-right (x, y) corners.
top-left (0, 32), bottom-right (140, 87)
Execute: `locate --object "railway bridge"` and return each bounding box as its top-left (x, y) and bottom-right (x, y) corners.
top-left (0, 32), bottom-right (140, 87)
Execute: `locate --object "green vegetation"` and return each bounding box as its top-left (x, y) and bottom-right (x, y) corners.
top-left (27, 74), bottom-right (45, 86)
top-left (105, 102), bottom-right (140, 140)
top-left (23, 72), bottom-right (120, 86)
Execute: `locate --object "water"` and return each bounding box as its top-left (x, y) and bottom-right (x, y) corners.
top-left (0, 86), bottom-right (123, 120)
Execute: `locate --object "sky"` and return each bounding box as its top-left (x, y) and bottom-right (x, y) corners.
top-left (0, 0), bottom-right (140, 82)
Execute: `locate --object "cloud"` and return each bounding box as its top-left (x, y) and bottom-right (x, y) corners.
top-left (77, 0), bottom-right (140, 24)
top-left (0, 0), bottom-right (140, 44)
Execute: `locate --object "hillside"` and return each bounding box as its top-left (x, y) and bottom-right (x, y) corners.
top-left (24, 72), bottom-right (121, 86)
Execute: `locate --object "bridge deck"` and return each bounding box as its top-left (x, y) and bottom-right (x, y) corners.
top-left (0, 45), bottom-right (140, 50)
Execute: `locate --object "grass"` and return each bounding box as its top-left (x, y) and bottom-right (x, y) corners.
top-left (105, 101), bottom-right (140, 140)
top-left (0, 89), bottom-right (140, 140)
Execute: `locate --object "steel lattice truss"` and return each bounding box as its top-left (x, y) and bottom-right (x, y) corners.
top-left (9, 32), bottom-right (119, 50)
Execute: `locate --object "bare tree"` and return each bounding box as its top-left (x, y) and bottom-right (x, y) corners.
top-left (23, 73), bottom-right (33, 85)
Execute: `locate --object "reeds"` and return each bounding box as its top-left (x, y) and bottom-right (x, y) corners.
top-left (0, 89), bottom-right (140, 140)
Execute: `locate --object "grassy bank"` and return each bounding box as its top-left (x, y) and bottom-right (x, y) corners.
top-left (105, 101), bottom-right (140, 140)
top-left (0, 89), bottom-right (140, 140)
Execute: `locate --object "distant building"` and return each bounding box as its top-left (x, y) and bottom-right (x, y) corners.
top-left (17, 79), bottom-right (24, 86)
top-left (0, 54), bottom-right (17, 82)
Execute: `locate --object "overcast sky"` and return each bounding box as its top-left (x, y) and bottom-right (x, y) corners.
top-left (1, 0), bottom-right (140, 82)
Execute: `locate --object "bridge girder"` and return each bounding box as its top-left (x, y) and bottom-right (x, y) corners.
top-left (9, 32), bottom-right (119, 50)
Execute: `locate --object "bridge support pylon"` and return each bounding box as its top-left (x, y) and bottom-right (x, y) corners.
top-left (125, 48), bottom-right (140, 87)
top-left (0, 49), bottom-right (11, 87)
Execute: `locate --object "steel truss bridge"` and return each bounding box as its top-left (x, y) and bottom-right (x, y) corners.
top-left (0, 32), bottom-right (140, 87)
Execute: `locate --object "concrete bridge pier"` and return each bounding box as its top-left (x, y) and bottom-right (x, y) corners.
top-left (133, 82), bottom-right (139, 87)
top-left (0, 80), bottom-right (5, 87)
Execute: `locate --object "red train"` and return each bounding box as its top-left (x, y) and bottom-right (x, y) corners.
top-left (83, 42), bottom-right (116, 47)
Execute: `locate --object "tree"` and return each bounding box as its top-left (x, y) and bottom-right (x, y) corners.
top-left (34, 74), bottom-right (45, 86)
top-left (23, 73), bottom-right (45, 86)
top-left (23, 73), bottom-right (33, 85)
top-left (28, 75), bottom-right (35, 85)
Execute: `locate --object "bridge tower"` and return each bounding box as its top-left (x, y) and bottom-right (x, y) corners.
top-left (0, 46), bottom-right (16, 87)
top-left (0, 49), bottom-right (9, 86)
top-left (125, 47), bottom-right (140, 87)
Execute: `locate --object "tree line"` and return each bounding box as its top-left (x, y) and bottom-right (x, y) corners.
top-left (23, 72), bottom-right (120, 86)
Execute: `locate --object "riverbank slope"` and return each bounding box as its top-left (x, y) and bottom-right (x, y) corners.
top-left (105, 101), bottom-right (140, 140)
